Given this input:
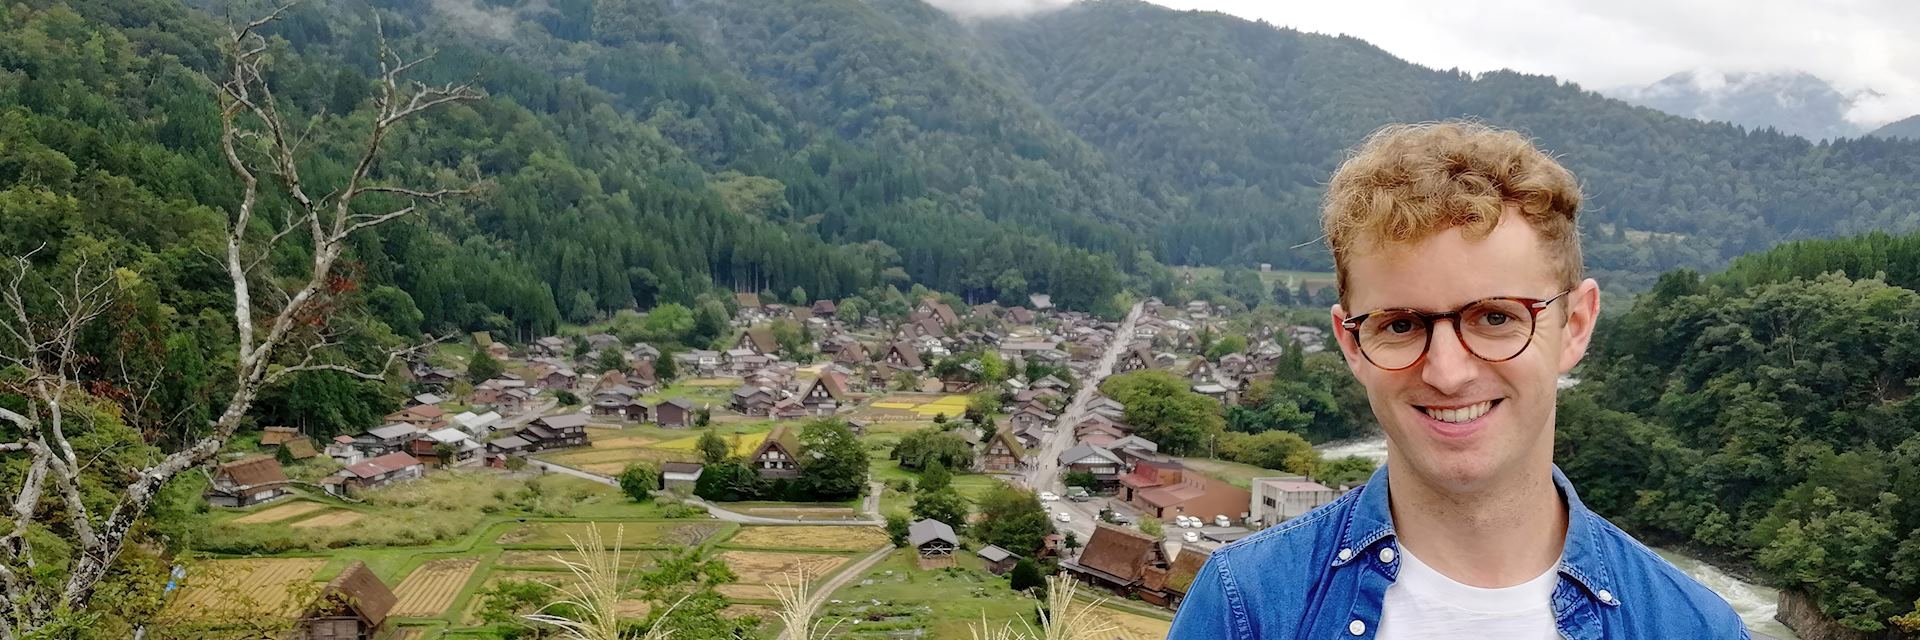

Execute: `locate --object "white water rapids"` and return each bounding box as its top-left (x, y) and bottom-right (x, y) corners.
top-left (1313, 436), bottom-right (1798, 638)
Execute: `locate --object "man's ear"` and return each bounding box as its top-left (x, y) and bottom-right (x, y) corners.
top-left (1331, 303), bottom-right (1366, 379)
top-left (1558, 278), bottom-right (1601, 374)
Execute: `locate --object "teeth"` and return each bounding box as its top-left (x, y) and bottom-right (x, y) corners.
top-left (1423, 401), bottom-right (1492, 423)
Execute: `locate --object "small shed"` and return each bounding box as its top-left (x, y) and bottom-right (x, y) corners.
top-left (206, 455), bottom-right (291, 508)
top-left (661, 462), bottom-right (704, 493)
top-left (909, 519), bottom-right (959, 569)
top-left (977, 544), bottom-right (1020, 576)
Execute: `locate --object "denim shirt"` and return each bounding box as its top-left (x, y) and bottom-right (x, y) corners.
top-left (1168, 465), bottom-right (1749, 639)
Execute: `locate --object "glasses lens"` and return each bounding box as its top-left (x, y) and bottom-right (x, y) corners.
top-left (1460, 298), bottom-right (1536, 361)
top-left (1357, 310), bottom-right (1427, 369)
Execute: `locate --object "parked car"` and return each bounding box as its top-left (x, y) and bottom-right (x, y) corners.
top-left (1183, 531), bottom-right (1201, 543)
top-left (1038, 491), bottom-right (1059, 502)
top-left (1056, 511), bottom-right (1073, 523)
top-left (1214, 515), bottom-right (1232, 527)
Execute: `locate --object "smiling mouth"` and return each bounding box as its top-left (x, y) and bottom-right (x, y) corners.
top-left (1416, 399), bottom-right (1503, 424)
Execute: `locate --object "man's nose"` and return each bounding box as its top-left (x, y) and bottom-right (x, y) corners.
top-left (1420, 319), bottom-right (1478, 394)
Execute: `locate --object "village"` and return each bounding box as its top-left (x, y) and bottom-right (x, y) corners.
top-left (168, 278), bottom-right (1364, 639)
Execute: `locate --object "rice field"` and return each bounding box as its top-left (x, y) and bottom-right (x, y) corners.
top-left (288, 510), bottom-right (363, 529)
top-left (230, 501), bottom-right (327, 524)
top-left (713, 550), bottom-right (851, 600)
top-left (161, 558), bottom-right (326, 620)
top-left (496, 521), bottom-right (726, 547)
top-left (1102, 608), bottom-right (1175, 639)
top-left (725, 526), bottom-right (889, 552)
top-left (650, 432), bottom-right (765, 456)
top-left (495, 549), bottom-right (660, 570)
top-left (390, 558), bottom-right (480, 618)
top-left (869, 394), bottom-right (970, 416)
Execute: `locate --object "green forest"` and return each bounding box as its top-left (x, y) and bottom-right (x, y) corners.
top-left (1559, 233), bottom-right (1920, 632)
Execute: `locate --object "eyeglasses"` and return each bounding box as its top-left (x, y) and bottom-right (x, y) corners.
top-left (1340, 290), bottom-right (1572, 371)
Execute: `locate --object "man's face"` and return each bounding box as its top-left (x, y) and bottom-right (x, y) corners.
top-left (1331, 211), bottom-right (1600, 495)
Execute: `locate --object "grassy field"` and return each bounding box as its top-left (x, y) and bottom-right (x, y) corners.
top-left (870, 456), bottom-right (1008, 518)
top-left (1178, 456), bottom-right (1290, 490)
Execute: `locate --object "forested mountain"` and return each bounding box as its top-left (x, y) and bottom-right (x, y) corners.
top-left (973, 0), bottom-right (1920, 289)
top-left (1560, 233), bottom-right (1920, 632)
top-left (1873, 115), bottom-right (1920, 140)
top-left (1606, 70), bottom-right (1868, 141)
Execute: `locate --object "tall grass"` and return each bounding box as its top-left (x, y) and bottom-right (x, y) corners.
top-left (522, 524), bottom-right (682, 640)
top-left (767, 569), bottom-right (843, 640)
top-left (969, 575), bottom-right (1120, 640)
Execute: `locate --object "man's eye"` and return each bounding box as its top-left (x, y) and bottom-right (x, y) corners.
top-left (1483, 312), bottom-right (1509, 326)
top-left (1387, 319), bottom-right (1416, 334)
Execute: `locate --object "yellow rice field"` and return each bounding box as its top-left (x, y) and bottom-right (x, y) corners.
top-left (230, 501), bottom-right (326, 524)
top-left (725, 526), bottom-right (889, 552)
top-left (1101, 608), bottom-right (1174, 639)
top-left (289, 510), bottom-right (363, 529)
top-left (390, 558), bottom-right (480, 618)
top-left (650, 432), bottom-right (764, 456)
top-left (161, 558), bottom-right (325, 620)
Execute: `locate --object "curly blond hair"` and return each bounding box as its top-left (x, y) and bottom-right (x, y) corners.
top-left (1323, 121), bottom-right (1584, 302)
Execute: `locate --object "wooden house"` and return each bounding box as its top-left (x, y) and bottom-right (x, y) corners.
top-left (330, 452), bottom-right (423, 496)
top-left (977, 544), bottom-right (1020, 576)
top-left (737, 326), bottom-right (779, 355)
top-left (1118, 345), bottom-right (1155, 372)
top-left (883, 341), bottom-right (924, 371)
top-left (298, 560), bottom-right (396, 640)
top-left (522, 414), bottom-right (589, 451)
top-left (730, 385), bottom-right (778, 417)
top-left (1060, 524), bottom-right (1176, 606)
top-left (383, 405), bottom-right (447, 431)
top-left (205, 455), bottom-right (291, 508)
top-left (536, 367), bottom-right (578, 391)
top-left (656, 398), bottom-right (695, 428)
top-left (749, 425), bottom-right (804, 480)
top-left (799, 371), bottom-right (850, 415)
top-left (981, 428), bottom-right (1029, 472)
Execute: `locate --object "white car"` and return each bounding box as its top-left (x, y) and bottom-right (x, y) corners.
top-left (1181, 517), bottom-right (1200, 528)
top-left (1182, 531), bottom-right (1201, 543)
top-left (1038, 491), bottom-right (1059, 502)
top-left (1056, 511), bottom-right (1073, 522)
top-left (1214, 515), bottom-right (1231, 527)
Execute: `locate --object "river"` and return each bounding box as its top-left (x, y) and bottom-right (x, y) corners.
top-left (1314, 436), bottom-right (1798, 639)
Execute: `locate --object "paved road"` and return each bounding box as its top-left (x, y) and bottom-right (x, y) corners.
top-left (528, 459), bottom-right (615, 486)
top-left (1020, 302), bottom-right (1144, 493)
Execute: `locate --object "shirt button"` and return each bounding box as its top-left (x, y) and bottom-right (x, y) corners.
top-left (1337, 548), bottom-right (1354, 562)
top-left (1378, 547), bottom-right (1397, 564)
top-left (1598, 589), bottom-right (1615, 604)
top-left (1348, 619), bottom-right (1367, 635)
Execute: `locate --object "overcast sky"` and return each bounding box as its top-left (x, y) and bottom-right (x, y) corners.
top-left (927, 0), bottom-right (1920, 127)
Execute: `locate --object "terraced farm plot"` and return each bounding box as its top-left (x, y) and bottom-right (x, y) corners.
top-left (651, 433), bottom-right (764, 456)
top-left (714, 550), bottom-right (850, 599)
top-left (162, 558), bottom-right (325, 620)
top-left (496, 549), bottom-right (660, 570)
top-left (288, 510), bottom-right (363, 529)
top-left (391, 558), bottom-right (480, 618)
top-left (734, 506), bottom-right (861, 520)
top-left (496, 521), bottom-right (724, 547)
top-left (230, 501), bottom-right (327, 524)
top-left (726, 526), bottom-right (889, 552)
top-left (1102, 608), bottom-right (1174, 639)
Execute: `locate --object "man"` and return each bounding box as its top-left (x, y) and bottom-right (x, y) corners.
top-left (1168, 122), bottom-right (1745, 639)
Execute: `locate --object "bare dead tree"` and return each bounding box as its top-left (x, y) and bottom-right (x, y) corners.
top-left (0, 5), bottom-right (478, 637)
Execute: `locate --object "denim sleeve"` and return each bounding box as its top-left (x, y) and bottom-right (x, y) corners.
top-left (1168, 552), bottom-right (1245, 640)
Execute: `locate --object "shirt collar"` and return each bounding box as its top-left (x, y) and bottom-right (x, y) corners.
top-left (1336, 463), bottom-right (1620, 606)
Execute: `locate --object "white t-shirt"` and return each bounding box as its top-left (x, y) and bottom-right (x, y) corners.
top-left (1376, 545), bottom-right (1562, 639)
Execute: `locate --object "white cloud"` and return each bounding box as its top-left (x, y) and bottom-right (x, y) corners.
top-left (924, 0), bottom-right (1074, 20)
top-left (1141, 0), bottom-right (1920, 128)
